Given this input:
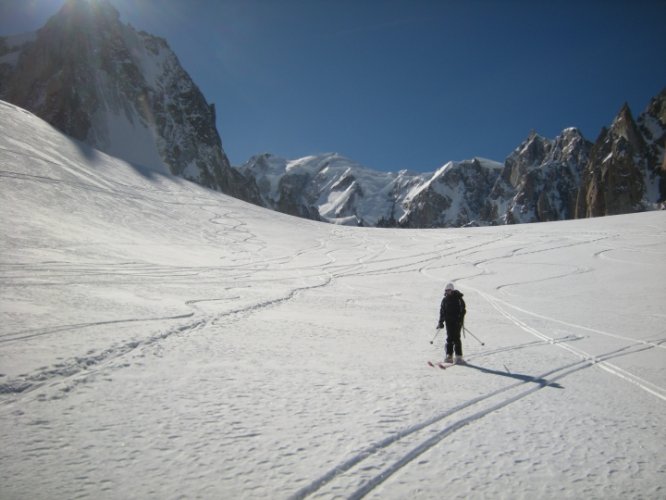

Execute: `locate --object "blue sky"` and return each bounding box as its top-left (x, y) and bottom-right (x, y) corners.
top-left (2, 0), bottom-right (665, 172)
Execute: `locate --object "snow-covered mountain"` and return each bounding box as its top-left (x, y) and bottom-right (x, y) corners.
top-left (238, 152), bottom-right (436, 226)
top-left (239, 153), bottom-right (518, 228)
top-left (0, 0), bottom-right (663, 227)
top-left (399, 157), bottom-right (505, 228)
top-left (2, 97), bottom-right (665, 499)
top-left (0, 0), bottom-right (259, 203)
top-left (240, 91), bottom-right (664, 228)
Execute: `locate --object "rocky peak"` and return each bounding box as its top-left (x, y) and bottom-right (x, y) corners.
top-left (0, 0), bottom-right (260, 204)
top-left (551, 128), bottom-right (589, 164)
top-left (608, 103), bottom-right (646, 153)
top-left (576, 102), bottom-right (649, 218)
top-left (484, 128), bottom-right (592, 225)
top-left (503, 132), bottom-right (552, 187)
top-left (637, 88), bottom-right (666, 192)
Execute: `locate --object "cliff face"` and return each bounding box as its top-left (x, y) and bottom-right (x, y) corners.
top-left (637, 89), bottom-right (666, 206)
top-left (484, 128), bottom-right (592, 224)
top-left (0, 0), bottom-right (260, 203)
top-left (577, 90), bottom-right (666, 218)
top-left (577, 106), bottom-right (644, 217)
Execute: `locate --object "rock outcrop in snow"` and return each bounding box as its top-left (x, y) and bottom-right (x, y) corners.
top-left (0, 0), bottom-right (260, 204)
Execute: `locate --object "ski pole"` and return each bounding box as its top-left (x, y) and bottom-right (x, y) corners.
top-left (463, 325), bottom-right (485, 346)
top-left (429, 328), bottom-right (442, 344)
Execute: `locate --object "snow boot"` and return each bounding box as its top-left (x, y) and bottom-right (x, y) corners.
top-left (455, 356), bottom-right (466, 365)
top-left (444, 355), bottom-right (453, 364)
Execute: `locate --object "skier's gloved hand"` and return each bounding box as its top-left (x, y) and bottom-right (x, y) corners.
top-left (437, 323), bottom-right (443, 329)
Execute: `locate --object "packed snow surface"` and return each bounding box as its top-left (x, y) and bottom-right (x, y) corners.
top-left (1, 100), bottom-right (665, 499)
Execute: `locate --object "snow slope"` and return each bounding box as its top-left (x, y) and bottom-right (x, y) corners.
top-left (1, 100), bottom-right (665, 499)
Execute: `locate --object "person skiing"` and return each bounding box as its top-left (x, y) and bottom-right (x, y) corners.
top-left (437, 282), bottom-right (466, 364)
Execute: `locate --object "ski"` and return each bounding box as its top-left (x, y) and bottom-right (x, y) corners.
top-left (428, 361), bottom-right (455, 370)
top-left (428, 359), bottom-right (467, 369)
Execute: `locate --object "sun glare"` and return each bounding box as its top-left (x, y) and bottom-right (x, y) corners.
top-left (26, 0), bottom-right (65, 16)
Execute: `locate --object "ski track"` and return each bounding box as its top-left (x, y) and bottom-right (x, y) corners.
top-left (481, 292), bottom-right (666, 351)
top-left (0, 261), bottom-right (334, 400)
top-left (0, 154), bottom-right (349, 400)
top-left (0, 313), bottom-right (195, 344)
top-left (478, 290), bottom-right (666, 402)
top-left (290, 339), bottom-right (649, 499)
top-left (0, 211), bottom-right (433, 402)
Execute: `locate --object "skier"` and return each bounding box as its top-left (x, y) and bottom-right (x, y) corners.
top-left (437, 282), bottom-right (466, 364)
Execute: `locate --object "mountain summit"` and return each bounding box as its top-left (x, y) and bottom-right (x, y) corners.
top-left (0, 0), bottom-right (260, 203)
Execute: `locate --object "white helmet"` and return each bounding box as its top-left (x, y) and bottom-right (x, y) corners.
top-left (445, 283), bottom-right (455, 292)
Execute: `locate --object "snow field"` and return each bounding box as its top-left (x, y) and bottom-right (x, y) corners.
top-left (1, 101), bottom-right (665, 499)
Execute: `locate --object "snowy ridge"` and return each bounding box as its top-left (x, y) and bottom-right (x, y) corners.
top-left (1, 100), bottom-right (665, 498)
top-left (239, 152), bottom-right (422, 225)
top-left (239, 153), bottom-right (504, 227)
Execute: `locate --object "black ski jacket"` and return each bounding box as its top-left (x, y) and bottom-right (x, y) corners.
top-left (439, 290), bottom-right (466, 326)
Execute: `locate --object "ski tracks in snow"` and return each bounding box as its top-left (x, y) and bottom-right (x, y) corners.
top-left (0, 269), bottom-right (334, 402)
top-left (477, 290), bottom-right (666, 402)
top-left (289, 228), bottom-right (666, 498)
top-left (290, 341), bottom-right (645, 499)
top-left (0, 204), bottom-right (387, 403)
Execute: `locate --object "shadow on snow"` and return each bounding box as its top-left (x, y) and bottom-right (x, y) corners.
top-left (463, 363), bottom-right (564, 389)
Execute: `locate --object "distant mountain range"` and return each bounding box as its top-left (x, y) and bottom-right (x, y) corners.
top-left (240, 97), bottom-right (665, 227)
top-left (1, 0), bottom-right (664, 227)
